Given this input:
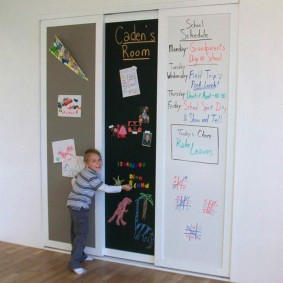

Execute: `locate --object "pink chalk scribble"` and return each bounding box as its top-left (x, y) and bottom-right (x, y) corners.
top-left (107, 197), bottom-right (132, 226)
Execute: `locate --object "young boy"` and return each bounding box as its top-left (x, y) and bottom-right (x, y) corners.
top-left (67, 148), bottom-right (132, 275)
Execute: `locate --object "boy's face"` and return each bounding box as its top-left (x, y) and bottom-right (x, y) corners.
top-left (86, 153), bottom-right (102, 172)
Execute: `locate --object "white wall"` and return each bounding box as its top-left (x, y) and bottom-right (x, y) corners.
top-left (230, 1), bottom-right (283, 282)
top-left (0, 1), bottom-right (282, 283)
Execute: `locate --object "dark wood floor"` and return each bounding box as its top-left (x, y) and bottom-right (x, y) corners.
top-left (0, 241), bottom-right (231, 283)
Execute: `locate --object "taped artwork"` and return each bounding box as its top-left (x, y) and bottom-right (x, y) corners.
top-left (58, 95), bottom-right (82, 117)
top-left (52, 139), bottom-right (76, 163)
top-left (62, 156), bottom-right (84, 177)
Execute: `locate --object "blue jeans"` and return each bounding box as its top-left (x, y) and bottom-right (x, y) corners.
top-left (68, 207), bottom-right (89, 269)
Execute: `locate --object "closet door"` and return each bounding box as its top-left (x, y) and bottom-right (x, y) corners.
top-left (104, 11), bottom-right (158, 263)
top-left (155, 5), bottom-right (238, 277)
top-left (41, 16), bottom-right (104, 255)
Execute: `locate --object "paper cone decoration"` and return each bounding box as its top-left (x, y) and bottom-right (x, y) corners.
top-left (49, 35), bottom-right (88, 81)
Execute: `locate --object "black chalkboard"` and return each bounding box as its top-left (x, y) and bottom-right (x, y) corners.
top-left (105, 19), bottom-right (158, 255)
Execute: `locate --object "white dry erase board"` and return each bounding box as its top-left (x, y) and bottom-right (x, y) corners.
top-left (155, 5), bottom-right (238, 277)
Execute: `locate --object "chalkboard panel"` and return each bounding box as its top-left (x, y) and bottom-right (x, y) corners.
top-left (105, 19), bottom-right (158, 255)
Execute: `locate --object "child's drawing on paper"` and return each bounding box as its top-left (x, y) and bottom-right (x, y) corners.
top-left (58, 95), bottom-right (82, 117)
top-left (62, 156), bottom-right (84, 177)
top-left (52, 139), bottom-right (76, 163)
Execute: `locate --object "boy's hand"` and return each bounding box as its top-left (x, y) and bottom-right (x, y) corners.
top-left (122, 184), bottom-right (133, 191)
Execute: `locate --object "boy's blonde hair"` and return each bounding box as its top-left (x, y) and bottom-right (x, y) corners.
top-left (84, 148), bottom-right (101, 163)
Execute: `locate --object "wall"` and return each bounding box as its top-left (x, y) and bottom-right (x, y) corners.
top-left (230, 1), bottom-right (283, 282)
top-left (0, 1), bottom-right (282, 283)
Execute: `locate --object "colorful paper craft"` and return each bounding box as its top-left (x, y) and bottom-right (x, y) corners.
top-left (49, 35), bottom-right (88, 81)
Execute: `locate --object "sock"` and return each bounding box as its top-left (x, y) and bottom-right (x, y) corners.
top-left (73, 268), bottom-right (86, 275)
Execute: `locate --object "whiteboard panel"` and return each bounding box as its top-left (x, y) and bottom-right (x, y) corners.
top-left (155, 4), bottom-right (238, 278)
